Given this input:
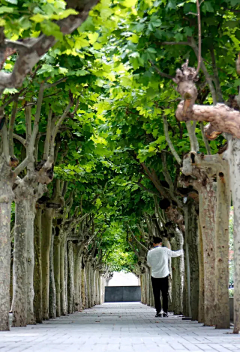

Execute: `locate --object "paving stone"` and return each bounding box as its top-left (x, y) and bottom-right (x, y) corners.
top-left (0, 303), bottom-right (240, 352)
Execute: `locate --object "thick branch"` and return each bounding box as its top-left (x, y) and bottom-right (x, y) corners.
top-left (28, 84), bottom-right (44, 155)
top-left (1, 124), bottom-right (9, 159)
top-left (150, 61), bottom-right (174, 79)
top-left (43, 108), bottom-right (52, 160)
top-left (195, 0), bottom-right (202, 76)
top-left (176, 101), bottom-right (240, 139)
top-left (25, 105), bottom-right (32, 155)
top-left (128, 226), bottom-right (148, 252)
top-left (9, 100), bottom-right (18, 156)
top-left (49, 100), bottom-right (73, 159)
top-left (210, 47), bottom-right (224, 103)
top-left (13, 133), bottom-right (26, 146)
top-left (190, 37), bottom-right (217, 104)
top-left (200, 122), bottom-right (211, 154)
top-left (136, 182), bottom-right (160, 197)
top-left (162, 115), bottom-right (181, 165)
top-left (14, 156), bottom-right (29, 176)
top-left (0, 0), bottom-right (99, 94)
top-left (186, 121), bottom-right (199, 152)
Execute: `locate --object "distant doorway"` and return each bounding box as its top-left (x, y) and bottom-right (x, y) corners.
top-left (105, 271), bottom-right (141, 302)
top-left (107, 271), bottom-right (140, 286)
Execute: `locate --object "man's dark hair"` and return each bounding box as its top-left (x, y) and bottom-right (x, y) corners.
top-left (153, 236), bottom-right (162, 244)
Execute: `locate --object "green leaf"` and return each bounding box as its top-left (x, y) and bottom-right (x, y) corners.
top-left (202, 2), bottom-right (214, 13)
top-left (0, 6), bottom-right (14, 13)
top-left (30, 14), bottom-right (46, 23)
top-left (41, 21), bottom-right (63, 40)
top-left (6, 0), bottom-right (17, 4)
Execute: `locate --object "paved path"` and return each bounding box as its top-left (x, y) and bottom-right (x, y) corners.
top-left (1, 303), bottom-right (240, 352)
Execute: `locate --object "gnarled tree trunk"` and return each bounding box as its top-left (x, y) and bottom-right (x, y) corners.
top-left (34, 206), bottom-right (43, 323)
top-left (171, 229), bottom-right (184, 315)
top-left (0, 161), bottom-right (14, 331)
top-left (184, 201), bottom-right (199, 321)
top-left (54, 235), bottom-right (61, 317)
top-left (41, 207), bottom-right (54, 320)
top-left (49, 230), bottom-right (56, 319)
top-left (12, 199), bottom-right (28, 327)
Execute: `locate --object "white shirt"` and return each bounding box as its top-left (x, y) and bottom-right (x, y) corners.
top-left (147, 246), bottom-right (183, 278)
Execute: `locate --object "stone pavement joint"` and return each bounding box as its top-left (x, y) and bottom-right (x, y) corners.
top-left (0, 303), bottom-right (240, 352)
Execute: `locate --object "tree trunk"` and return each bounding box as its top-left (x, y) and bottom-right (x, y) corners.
top-left (34, 206), bottom-right (43, 323)
top-left (198, 221), bottom-right (205, 323)
top-left (227, 138), bottom-right (240, 333)
top-left (184, 201), bottom-right (199, 321)
top-left (214, 163), bottom-right (230, 329)
top-left (68, 241), bottom-right (75, 314)
top-left (60, 239), bottom-right (67, 315)
top-left (65, 244), bottom-right (68, 312)
top-left (199, 182), bottom-right (216, 326)
top-left (49, 230), bottom-right (56, 319)
top-left (0, 162), bottom-right (14, 331)
top-left (41, 207), bottom-right (53, 320)
top-left (12, 200), bottom-right (28, 327)
top-left (81, 264), bottom-right (86, 309)
top-left (73, 246), bottom-right (81, 311)
top-left (171, 229), bottom-right (184, 315)
top-left (26, 200), bottom-right (36, 324)
top-left (54, 236), bottom-right (61, 317)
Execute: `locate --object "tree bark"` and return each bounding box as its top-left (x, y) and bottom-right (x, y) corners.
top-left (198, 221), bottom-right (205, 323)
top-left (41, 207), bottom-right (54, 320)
top-left (176, 101), bottom-right (240, 139)
top-left (214, 163), bottom-right (230, 329)
top-left (26, 200), bottom-right (36, 324)
top-left (54, 236), bottom-right (61, 317)
top-left (49, 230), bottom-right (56, 319)
top-left (12, 200), bottom-right (28, 327)
top-left (68, 241), bottom-right (75, 314)
top-left (34, 206), bottom-right (42, 323)
top-left (60, 239), bottom-right (67, 315)
top-left (171, 229), bottom-right (184, 315)
top-left (199, 183), bottom-right (216, 326)
top-left (0, 161), bottom-right (14, 331)
top-left (227, 138), bottom-right (240, 333)
top-left (184, 201), bottom-right (199, 321)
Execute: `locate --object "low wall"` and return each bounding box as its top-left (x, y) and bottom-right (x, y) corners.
top-left (105, 286), bottom-right (141, 302)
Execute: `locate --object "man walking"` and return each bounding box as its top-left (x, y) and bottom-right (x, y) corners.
top-left (147, 236), bottom-right (183, 317)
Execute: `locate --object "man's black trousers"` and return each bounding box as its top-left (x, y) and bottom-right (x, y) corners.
top-left (151, 275), bottom-right (169, 314)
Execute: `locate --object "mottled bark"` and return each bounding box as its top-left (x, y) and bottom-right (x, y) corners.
top-left (199, 183), bottom-right (216, 326)
top-left (68, 241), bottom-right (75, 314)
top-left (73, 246), bottom-right (82, 311)
top-left (184, 201), bottom-right (199, 321)
top-left (26, 201), bottom-right (35, 324)
top-left (198, 221), bottom-right (205, 323)
top-left (176, 102), bottom-right (240, 139)
top-left (214, 164), bottom-right (230, 329)
top-left (81, 265), bottom-right (86, 309)
top-left (49, 231), bottom-right (56, 319)
top-left (34, 206), bottom-right (42, 323)
top-left (54, 236), bottom-right (61, 317)
top-left (171, 229), bottom-right (184, 315)
top-left (227, 138), bottom-right (240, 333)
top-left (0, 161), bottom-right (14, 331)
top-left (41, 207), bottom-right (54, 320)
top-left (12, 200), bottom-right (27, 327)
top-left (60, 240), bottom-right (67, 315)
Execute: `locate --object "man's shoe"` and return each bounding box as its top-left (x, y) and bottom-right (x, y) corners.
top-left (163, 312), bottom-right (168, 317)
top-left (155, 313), bottom-right (162, 317)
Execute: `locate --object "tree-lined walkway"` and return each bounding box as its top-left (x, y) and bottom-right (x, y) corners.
top-left (1, 303), bottom-right (240, 352)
